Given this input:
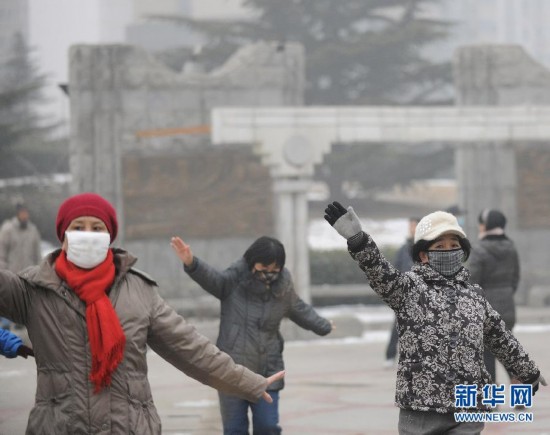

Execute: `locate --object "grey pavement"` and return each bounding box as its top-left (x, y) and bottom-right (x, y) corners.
top-left (1, 305), bottom-right (549, 434)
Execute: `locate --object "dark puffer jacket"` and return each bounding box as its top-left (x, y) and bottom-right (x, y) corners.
top-left (349, 233), bottom-right (538, 413)
top-left (185, 257), bottom-right (332, 391)
top-left (468, 235), bottom-right (520, 329)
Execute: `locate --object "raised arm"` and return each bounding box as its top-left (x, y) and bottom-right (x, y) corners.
top-left (324, 201), bottom-right (413, 311)
top-left (171, 236), bottom-right (235, 300)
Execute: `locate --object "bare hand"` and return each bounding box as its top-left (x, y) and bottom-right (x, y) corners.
top-left (261, 371), bottom-right (285, 403)
top-left (170, 237), bottom-right (194, 266)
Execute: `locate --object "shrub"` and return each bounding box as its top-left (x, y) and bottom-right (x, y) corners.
top-left (310, 246), bottom-right (398, 285)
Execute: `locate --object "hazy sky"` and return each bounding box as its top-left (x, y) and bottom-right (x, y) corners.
top-left (27, 0), bottom-right (134, 124)
top-left (29, 0), bottom-right (132, 82)
top-left (25, 0), bottom-right (251, 123)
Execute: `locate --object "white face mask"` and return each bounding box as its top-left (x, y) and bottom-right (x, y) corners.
top-left (65, 231), bottom-right (111, 269)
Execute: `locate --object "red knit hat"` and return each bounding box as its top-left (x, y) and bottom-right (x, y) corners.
top-left (56, 193), bottom-right (118, 242)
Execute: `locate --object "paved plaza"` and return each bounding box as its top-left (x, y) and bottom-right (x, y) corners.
top-left (1, 305), bottom-right (549, 434)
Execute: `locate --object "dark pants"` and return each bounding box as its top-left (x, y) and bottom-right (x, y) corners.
top-left (218, 391), bottom-right (281, 435)
top-left (386, 318), bottom-right (399, 360)
top-left (398, 409), bottom-right (484, 435)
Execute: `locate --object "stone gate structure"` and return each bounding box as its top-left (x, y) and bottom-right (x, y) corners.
top-left (69, 42), bottom-right (550, 307)
top-left (69, 42), bottom-right (304, 307)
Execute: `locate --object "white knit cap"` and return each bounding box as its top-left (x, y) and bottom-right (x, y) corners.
top-left (414, 211), bottom-right (467, 243)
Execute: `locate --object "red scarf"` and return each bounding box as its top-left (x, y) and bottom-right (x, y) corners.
top-left (55, 249), bottom-right (126, 392)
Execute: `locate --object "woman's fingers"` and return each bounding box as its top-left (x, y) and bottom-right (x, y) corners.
top-left (266, 370), bottom-right (285, 386)
top-left (261, 371), bottom-right (285, 403)
top-left (170, 237), bottom-right (187, 252)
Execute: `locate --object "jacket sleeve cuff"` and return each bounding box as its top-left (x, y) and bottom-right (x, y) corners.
top-left (183, 257), bottom-right (199, 274)
top-left (347, 231), bottom-right (368, 253)
top-left (523, 370), bottom-right (541, 384)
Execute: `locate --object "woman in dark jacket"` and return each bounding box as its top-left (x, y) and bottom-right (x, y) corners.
top-left (324, 201), bottom-right (544, 435)
top-left (469, 209), bottom-right (520, 382)
top-left (171, 235), bottom-right (333, 435)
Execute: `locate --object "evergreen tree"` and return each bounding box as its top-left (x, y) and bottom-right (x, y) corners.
top-left (0, 33), bottom-right (62, 176)
top-left (153, 0), bottom-right (455, 197)
top-left (155, 0), bottom-right (452, 105)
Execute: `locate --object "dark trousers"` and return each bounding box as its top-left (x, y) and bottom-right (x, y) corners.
top-left (398, 409), bottom-right (484, 435)
top-left (218, 391), bottom-right (281, 435)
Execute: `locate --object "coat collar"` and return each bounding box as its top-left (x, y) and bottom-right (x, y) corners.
top-left (21, 248), bottom-right (138, 292)
top-left (235, 257), bottom-right (291, 297)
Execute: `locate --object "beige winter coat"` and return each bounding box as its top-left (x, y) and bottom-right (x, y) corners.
top-left (0, 248), bottom-right (267, 434)
top-left (0, 217), bottom-right (42, 272)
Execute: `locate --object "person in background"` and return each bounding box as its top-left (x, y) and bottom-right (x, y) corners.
top-left (0, 192), bottom-right (283, 434)
top-left (0, 201), bottom-right (42, 272)
top-left (324, 201), bottom-right (544, 435)
top-left (468, 209), bottom-right (520, 383)
top-left (385, 217), bottom-right (419, 367)
top-left (0, 328), bottom-right (34, 359)
top-left (171, 235), bottom-right (333, 435)
top-left (0, 201), bottom-right (42, 331)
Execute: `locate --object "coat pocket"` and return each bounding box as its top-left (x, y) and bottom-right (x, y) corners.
top-left (26, 371), bottom-right (75, 435)
top-left (220, 323), bottom-right (240, 351)
top-left (127, 378), bottom-right (162, 435)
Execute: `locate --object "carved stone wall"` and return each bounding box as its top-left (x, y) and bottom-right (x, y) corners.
top-left (122, 148), bottom-right (273, 240)
top-left (69, 42), bottom-right (304, 298)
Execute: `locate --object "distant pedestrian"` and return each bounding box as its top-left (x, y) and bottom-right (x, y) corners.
top-left (0, 328), bottom-right (34, 359)
top-left (171, 235), bottom-right (333, 435)
top-left (324, 201), bottom-right (545, 435)
top-left (469, 209), bottom-right (520, 383)
top-left (385, 217), bottom-right (419, 367)
top-left (0, 192), bottom-right (283, 434)
top-left (0, 201), bottom-right (42, 272)
top-left (0, 201), bottom-right (42, 331)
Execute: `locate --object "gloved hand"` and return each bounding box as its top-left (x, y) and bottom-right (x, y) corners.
top-left (525, 371), bottom-right (547, 395)
top-left (324, 201), bottom-right (363, 239)
top-left (16, 344), bottom-right (34, 359)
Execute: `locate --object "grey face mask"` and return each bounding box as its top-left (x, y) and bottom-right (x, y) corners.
top-left (427, 249), bottom-right (464, 277)
top-left (254, 270), bottom-right (280, 284)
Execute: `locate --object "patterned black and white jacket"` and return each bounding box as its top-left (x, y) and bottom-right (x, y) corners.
top-left (349, 233), bottom-right (539, 413)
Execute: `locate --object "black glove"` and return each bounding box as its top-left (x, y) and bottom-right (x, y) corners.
top-left (324, 201), bottom-right (363, 239)
top-left (16, 344), bottom-right (34, 359)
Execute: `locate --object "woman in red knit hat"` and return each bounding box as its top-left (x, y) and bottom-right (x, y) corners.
top-left (0, 192), bottom-right (283, 434)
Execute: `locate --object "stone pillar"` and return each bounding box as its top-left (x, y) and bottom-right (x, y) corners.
top-left (273, 178), bottom-right (311, 303)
